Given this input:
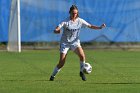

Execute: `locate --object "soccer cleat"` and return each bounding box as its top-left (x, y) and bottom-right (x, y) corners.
top-left (49, 76), bottom-right (55, 81)
top-left (80, 72), bottom-right (86, 81)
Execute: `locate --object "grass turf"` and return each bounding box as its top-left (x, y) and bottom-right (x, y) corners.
top-left (0, 50), bottom-right (140, 93)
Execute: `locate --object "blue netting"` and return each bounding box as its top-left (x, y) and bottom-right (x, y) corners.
top-left (0, 0), bottom-right (140, 42)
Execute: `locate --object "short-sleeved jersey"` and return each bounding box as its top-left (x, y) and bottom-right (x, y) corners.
top-left (58, 17), bottom-right (90, 44)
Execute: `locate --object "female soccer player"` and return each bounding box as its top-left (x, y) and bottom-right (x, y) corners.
top-left (50, 5), bottom-right (106, 81)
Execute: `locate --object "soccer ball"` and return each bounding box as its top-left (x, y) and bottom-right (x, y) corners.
top-left (82, 63), bottom-right (92, 74)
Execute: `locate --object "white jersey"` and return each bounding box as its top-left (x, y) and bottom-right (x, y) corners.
top-left (58, 17), bottom-right (90, 44)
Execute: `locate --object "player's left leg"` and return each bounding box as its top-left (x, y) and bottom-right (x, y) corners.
top-left (74, 47), bottom-right (86, 81)
top-left (74, 46), bottom-right (85, 66)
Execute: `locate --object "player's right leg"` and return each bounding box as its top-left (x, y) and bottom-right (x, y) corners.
top-left (49, 43), bottom-right (69, 81)
top-left (49, 53), bottom-right (67, 81)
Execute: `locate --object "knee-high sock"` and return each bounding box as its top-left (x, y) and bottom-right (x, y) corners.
top-left (51, 66), bottom-right (61, 77)
top-left (80, 61), bottom-right (85, 72)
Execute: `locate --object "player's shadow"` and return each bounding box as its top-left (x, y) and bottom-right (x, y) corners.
top-left (89, 82), bottom-right (140, 84)
top-left (1, 79), bottom-right (140, 85)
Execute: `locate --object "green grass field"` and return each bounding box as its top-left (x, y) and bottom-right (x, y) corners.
top-left (0, 50), bottom-right (140, 93)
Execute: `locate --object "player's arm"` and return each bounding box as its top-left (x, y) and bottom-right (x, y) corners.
top-left (54, 26), bottom-right (61, 34)
top-left (88, 23), bottom-right (106, 30)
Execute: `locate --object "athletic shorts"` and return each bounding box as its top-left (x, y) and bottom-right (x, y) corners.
top-left (60, 41), bottom-right (81, 54)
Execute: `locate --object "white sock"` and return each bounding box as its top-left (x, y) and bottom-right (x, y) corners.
top-left (51, 66), bottom-right (61, 77)
top-left (80, 61), bottom-right (85, 72)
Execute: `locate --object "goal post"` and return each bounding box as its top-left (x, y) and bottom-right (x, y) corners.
top-left (7, 0), bottom-right (21, 52)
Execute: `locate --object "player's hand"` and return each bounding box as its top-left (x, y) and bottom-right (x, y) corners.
top-left (100, 23), bottom-right (106, 29)
top-left (54, 29), bottom-right (61, 34)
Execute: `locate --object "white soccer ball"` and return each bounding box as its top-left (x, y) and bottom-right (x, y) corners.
top-left (82, 63), bottom-right (92, 74)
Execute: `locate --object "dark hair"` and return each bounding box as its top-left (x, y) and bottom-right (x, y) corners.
top-left (69, 5), bottom-right (79, 17)
top-left (69, 5), bottom-right (78, 13)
